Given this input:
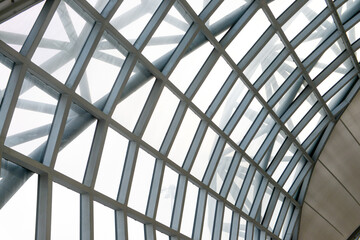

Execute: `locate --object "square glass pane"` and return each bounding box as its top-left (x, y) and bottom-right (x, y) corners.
top-left (168, 108), bottom-right (200, 167)
top-left (0, 159), bottom-right (37, 240)
top-left (5, 73), bottom-right (59, 159)
top-left (31, 1), bottom-right (94, 83)
top-left (156, 166), bottom-right (178, 226)
top-left (142, 87), bottom-right (179, 150)
top-left (95, 127), bottom-right (128, 199)
top-left (128, 148), bottom-right (155, 214)
top-left (0, 1), bottom-right (45, 51)
top-left (55, 103), bottom-right (97, 182)
top-left (51, 182), bottom-right (80, 240)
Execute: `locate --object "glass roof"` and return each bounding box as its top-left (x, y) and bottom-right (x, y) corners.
top-left (0, 0), bottom-right (359, 239)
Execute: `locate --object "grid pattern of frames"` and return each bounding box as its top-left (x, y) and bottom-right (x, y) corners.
top-left (0, 0), bottom-right (360, 239)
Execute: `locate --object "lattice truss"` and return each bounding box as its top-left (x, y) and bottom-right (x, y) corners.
top-left (0, 0), bottom-right (359, 239)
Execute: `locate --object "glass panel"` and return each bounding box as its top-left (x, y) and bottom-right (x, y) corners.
top-left (169, 33), bottom-right (213, 93)
top-left (296, 108), bottom-right (326, 144)
top-left (230, 97), bottom-right (263, 145)
top-left (51, 183), bottom-right (80, 240)
top-left (190, 127), bottom-right (219, 180)
top-left (347, 21), bottom-right (360, 44)
top-left (112, 76), bottom-right (155, 131)
top-left (110, 0), bottom-right (162, 44)
top-left (32, 1), bottom-right (94, 83)
top-left (227, 158), bottom-right (250, 204)
top-left (210, 144), bottom-right (235, 193)
top-left (142, 87), bottom-right (179, 150)
top-left (221, 206), bottom-right (232, 240)
top-left (271, 144), bottom-right (297, 182)
top-left (76, 32), bottom-right (127, 106)
top-left (86, 0), bottom-right (109, 13)
top-left (0, 58), bottom-right (12, 106)
top-left (226, 9), bottom-right (270, 64)
top-left (212, 78), bottom-right (248, 129)
top-left (0, 1), bottom-right (45, 51)
top-left (285, 93), bottom-right (317, 132)
top-left (308, 39), bottom-right (346, 79)
top-left (279, 204), bottom-right (294, 239)
top-left (142, 5), bottom-right (190, 63)
top-left (245, 115), bottom-right (276, 158)
top-left (94, 201), bottom-right (115, 240)
top-left (127, 217), bottom-right (144, 240)
top-left (295, 16), bottom-right (336, 61)
top-left (259, 56), bottom-right (297, 102)
top-left (168, 108), bottom-right (200, 167)
top-left (5, 73), bottom-right (58, 159)
top-left (244, 34), bottom-right (284, 84)
top-left (260, 184), bottom-right (274, 222)
top-left (55, 104), bottom-right (97, 182)
top-left (317, 58), bottom-right (353, 96)
top-left (0, 160), bottom-right (37, 240)
top-left (282, 0), bottom-right (326, 41)
top-left (192, 56), bottom-right (233, 113)
top-left (283, 158), bottom-right (306, 192)
top-left (337, 0), bottom-right (359, 23)
top-left (268, 0), bottom-right (295, 18)
top-left (156, 166), bottom-right (178, 226)
top-left (238, 217), bottom-right (247, 240)
top-left (268, 194), bottom-right (285, 232)
top-left (128, 148), bottom-right (155, 214)
top-left (259, 131), bottom-right (287, 170)
top-left (202, 194), bottom-right (216, 239)
top-left (95, 127), bottom-right (128, 199)
top-left (242, 171), bottom-right (262, 215)
top-left (180, 181), bottom-right (198, 237)
top-left (327, 78), bottom-right (355, 111)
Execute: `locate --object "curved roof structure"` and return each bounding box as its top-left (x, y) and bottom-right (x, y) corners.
top-left (0, 0), bottom-right (359, 239)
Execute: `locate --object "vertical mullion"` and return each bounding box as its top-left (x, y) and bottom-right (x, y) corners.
top-left (80, 193), bottom-right (94, 240)
top-left (192, 189), bottom-right (207, 240)
top-left (212, 201), bottom-right (224, 240)
top-left (35, 174), bottom-right (53, 240)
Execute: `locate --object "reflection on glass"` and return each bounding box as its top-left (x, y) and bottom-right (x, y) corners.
top-left (227, 158), bottom-right (250, 204)
top-left (76, 32), bottom-right (127, 106)
top-left (156, 165), bottom-right (178, 226)
top-left (192, 56), bottom-right (232, 113)
top-left (201, 194), bottom-right (216, 239)
top-left (127, 217), bottom-right (144, 240)
top-left (128, 148), bottom-right (155, 214)
top-left (0, 160), bottom-right (37, 240)
top-left (244, 34), bottom-right (284, 84)
top-left (51, 182), bottom-right (79, 240)
top-left (142, 5), bottom-right (190, 63)
top-left (94, 201), bottom-right (115, 240)
top-left (180, 181), bottom-right (198, 237)
top-left (142, 87), bottom-right (179, 150)
top-left (95, 127), bottom-right (128, 199)
top-left (5, 73), bottom-right (58, 159)
top-left (210, 144), bottom-right (235, 193)
top-left (32, 0), bottom-right (94, 83)
top-left (226, 9), bottom-right (270, 64)
top-left (282, 0), bottom-right (326, 41)
top-left (55, 103), bottom-right (97, 182)
top-left (0, 1), bottom-right (44, 51)
top-left (110, 0), bottom-right (162, 44)
top-left (190, 127), bottom-right (219, 180)
top-left (168, 108), bottom-right (200, 166)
